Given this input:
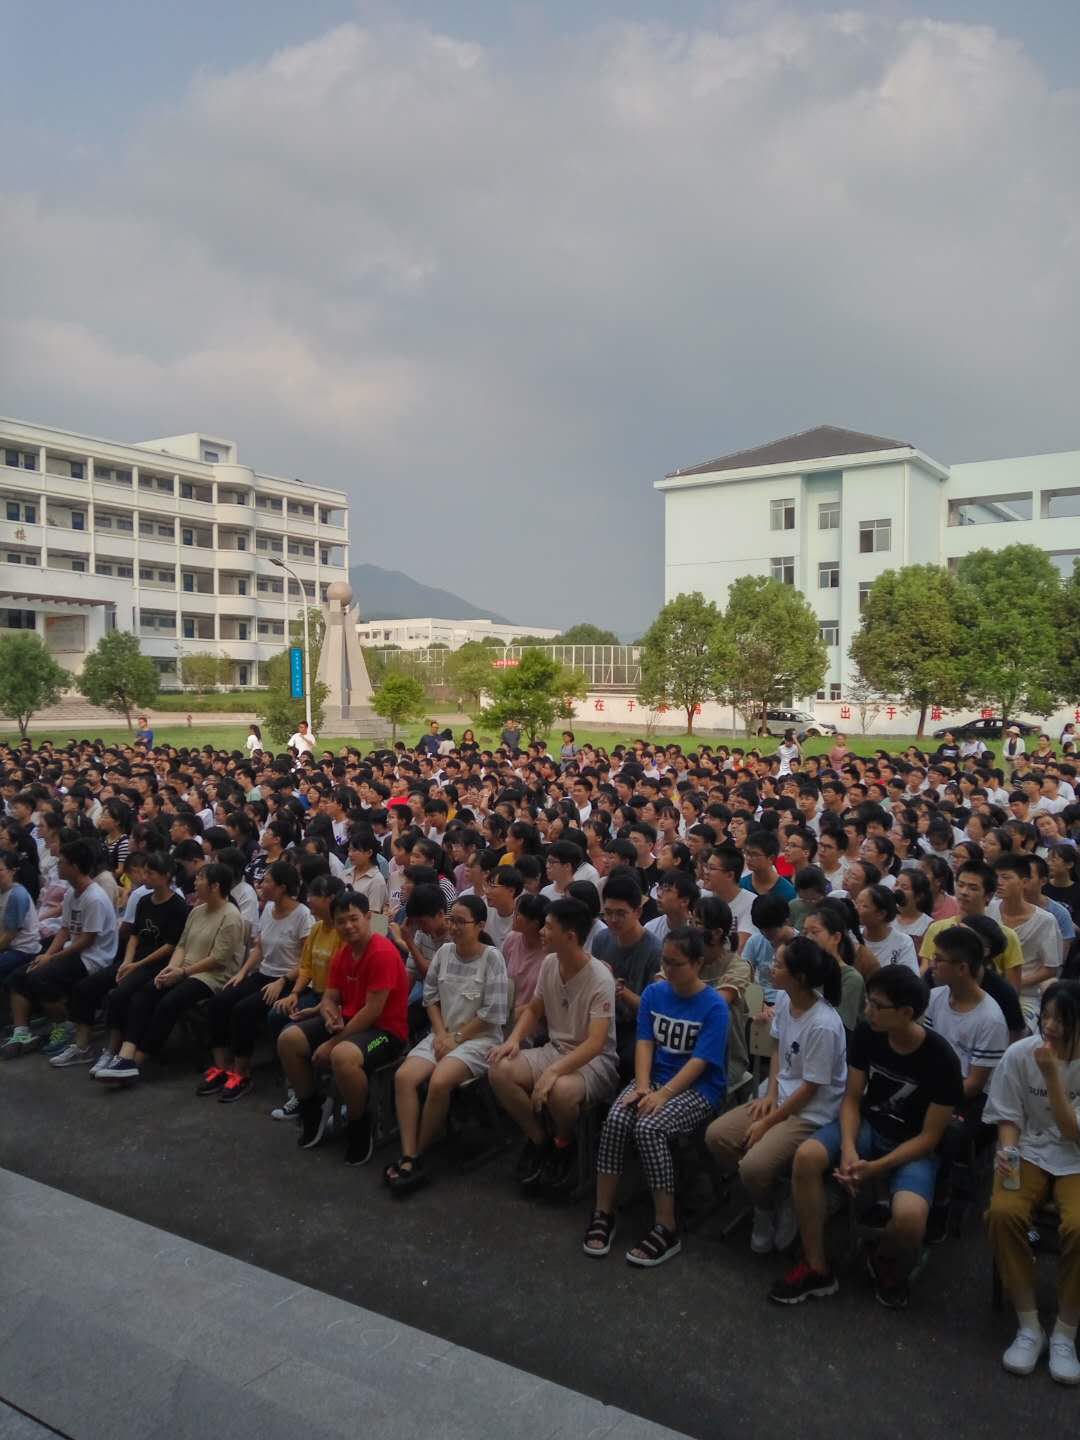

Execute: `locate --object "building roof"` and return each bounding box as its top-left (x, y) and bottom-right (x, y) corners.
top-left (668, 425), bottom-right (913, 478)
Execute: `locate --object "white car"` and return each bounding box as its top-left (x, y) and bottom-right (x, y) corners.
top-left (756, 708), bottom-right (837, 740)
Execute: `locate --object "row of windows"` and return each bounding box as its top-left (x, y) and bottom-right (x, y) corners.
top-left (770, 500), bottom-right (891, 550)
top-left (770, 559), bottom-right (888, 591)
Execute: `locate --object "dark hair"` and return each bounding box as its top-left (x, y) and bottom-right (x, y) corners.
top-left (332, 888), bottom-right (371, 917)
top-left (451, 891), bottom-right (494, 946)
top-left (744, 828), bottom-right (779, 859)
top-left (657, 870), bottom-right (700, 905)
top-left (548, 839), bottom-right (584, 869)
top-left (960, 913), bottom-right (1007, 966)
top-left (866, 964), bottom-right (929, 1019)
top-left (547, 896), bottom-right (592, 944)
top-left (994, 852), bottom-right (1032, 881)
top-left (781, 934), bottom-right (842, 1007)
top-left (59, 839), bottom-right (96, 877)
top-left (490, 865), bottom-right (524, 896)
top-left (1050, 843), bottom-right (1080, 882)
top-left (862, 883), bottom-right (898, 922)
top-left (921, 853), bottom-right (955, 895)
top-left (794, 864), bottom-right (828, 897)
top-left (663, 925), bottom-right (705, 966)
top-left (201, 861), bottom-right (235, 901)
top-left (750, 893), bottom-right (789, 930)
top-left (307, 873), bottom-right (346, 903)
top-left (602, 870), bottom-right (643, 910)
top-left (265, 859), bottom-right (301, 897)
top-left (693, 895), bottom-right (732, 947)
top-left (515, 891), bottom-right (549, 929)
top-left (405, 882), bottom-right (448, 920)
top-left (566, 879), bottom-right (601, 920)
top-left (1040, 980), bottom-right (1080, 1060)
top-left (144, 850), bottom-right (174, 880)
top-left (933, 923), bottom-right (984, 976)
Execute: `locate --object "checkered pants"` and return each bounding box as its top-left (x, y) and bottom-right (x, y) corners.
top-left (597, 1084), bottom-right (716, 1194)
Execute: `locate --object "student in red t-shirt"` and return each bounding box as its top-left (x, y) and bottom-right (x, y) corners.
top-left (278, 890), bottom-right (409, 1165)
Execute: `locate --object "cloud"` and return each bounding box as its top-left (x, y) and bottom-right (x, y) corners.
top-left (2, 11), bottom-right (1078, 631)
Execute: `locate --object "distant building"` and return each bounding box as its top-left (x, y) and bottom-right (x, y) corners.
top-left (355, 617), bottom-right (559, 651)
top-left (656, 424), bottom-right (1080, 701)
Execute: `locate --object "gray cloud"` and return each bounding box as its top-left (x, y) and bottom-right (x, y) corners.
top-left (2, 11), bottom-right (1078, 633)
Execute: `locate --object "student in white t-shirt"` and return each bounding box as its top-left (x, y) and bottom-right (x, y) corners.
top-left (985, 981), bottom-right (1080, 1384)
top-left (288, 722), bottom-right (316, 756)
top-left (856, 885), bottom-right (920, 974)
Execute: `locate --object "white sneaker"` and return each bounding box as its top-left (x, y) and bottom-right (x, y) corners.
top-left (270, 1094), bottom-right (301, 1121)
top-left (774, 1193), bottom-right (799, 1252)
top-left (750, 1208), bottom-right (775, 1254)
top-left (1003, 1326), bottom-right (1046, 1375)
top-left (49, 1043), bottom-right (95, 1069)
top-left (1050, 1335), bottom-right (1080, 1386)
top-left (90, 1049), bottom-right (115, 1077)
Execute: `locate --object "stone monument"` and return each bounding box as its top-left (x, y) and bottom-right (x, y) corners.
top-left (316, 580), bottom-right (384, 737)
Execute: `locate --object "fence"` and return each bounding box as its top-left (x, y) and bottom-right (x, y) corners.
top-left (373, 644), bottom-right (642, 692)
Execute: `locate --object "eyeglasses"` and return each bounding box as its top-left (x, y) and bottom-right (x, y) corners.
top-left (864, 997), bottom-right (897, 1012)
top-left (447, 915), bottom-right (479, 926)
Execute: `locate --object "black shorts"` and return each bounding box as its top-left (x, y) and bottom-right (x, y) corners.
top-left (295, 1017), bottom-right (404, 1071)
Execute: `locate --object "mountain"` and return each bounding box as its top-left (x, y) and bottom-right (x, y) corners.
top-left (349, 562), bottom-right (510, 624)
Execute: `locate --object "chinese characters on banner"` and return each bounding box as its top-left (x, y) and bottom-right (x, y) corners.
top-left (930, 706), bottom-right (943, 722)
top-left (840, 705), bottom-right (851, 721)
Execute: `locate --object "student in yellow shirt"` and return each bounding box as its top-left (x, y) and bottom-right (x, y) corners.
top-left (268, 874), bottom-right (344, 1120)
top-left (919, 861), bottom-right (1023, 990)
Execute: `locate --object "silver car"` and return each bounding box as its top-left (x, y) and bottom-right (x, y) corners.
top-left (756, 708), bottom-right (837, 740)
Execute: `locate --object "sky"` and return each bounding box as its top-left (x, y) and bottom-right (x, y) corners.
top-left (2, 1), bottom-right (1078, 636)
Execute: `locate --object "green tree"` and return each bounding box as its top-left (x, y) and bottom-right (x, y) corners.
top-left (180, 652), bottom-right (229, 693)
top-left (956, 545), bottom-right (1064, 724)
top-left (512, 634), bottom-right (555, 646)
top-left (78, 630), bottom-right (159, 729)
top-left (480, 647), bottom-right (568, 741)
top-left (723, 577), bottom-right (827, 736)
top-left (372, 673), bottom-right (427, 741)
top-left (637, 591), bottom-right (732, 735)
top-left (0, 632), bottom-right (69, 738)
top-left (480, 635), bottom-right (504, 647)
top-left (256, 649), bottom-right (329, 747)
top-left (557, 623), bottom-right (620, 645)
top-left (445, 641), bottom-right (498, 711)
top-left (1057, 559), bottom-right (1080, 703)
top-left (848, 564), bottom-right (977, 736)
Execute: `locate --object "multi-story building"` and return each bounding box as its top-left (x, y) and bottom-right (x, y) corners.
top-left (0, 418), bottom-right (349, 687)
top-left (354, 617), bottom-right (560, 651)
top-left (657, 424), bottom-right (1080, 702)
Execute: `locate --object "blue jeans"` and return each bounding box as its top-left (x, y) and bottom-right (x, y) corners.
top-left (812, 1119), bottom-right (938, 1204)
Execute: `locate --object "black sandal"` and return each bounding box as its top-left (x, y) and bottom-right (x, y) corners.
top-left (383, 1155), bottom-right (414, 1185)
top-left (626, 1223), bottom-right (681, 1268)
top-left (389, 1155), bottom-right (429, 1196)
top-left (582, 1209), bottom-right (616, 1258)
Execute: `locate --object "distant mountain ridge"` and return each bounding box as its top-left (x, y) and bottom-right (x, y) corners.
top-left (349, 562), bottom-right (510, 624)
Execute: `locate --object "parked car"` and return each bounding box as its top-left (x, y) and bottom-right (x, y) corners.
top-left (757, 708), bottom-right (837, 740)
top-left (931, 716), bottom-right (1041, 740)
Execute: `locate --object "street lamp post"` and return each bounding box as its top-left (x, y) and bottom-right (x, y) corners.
top-left (269, 557), bottom-right (312, 733)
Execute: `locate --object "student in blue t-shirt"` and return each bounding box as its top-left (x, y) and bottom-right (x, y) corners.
top-left (583, 925), bottom-right (728, 1269)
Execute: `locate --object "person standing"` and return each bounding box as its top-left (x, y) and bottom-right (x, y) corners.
top-left (287, 721), bottom-right (316, 756)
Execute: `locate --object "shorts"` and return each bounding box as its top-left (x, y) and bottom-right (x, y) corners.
top-left (408, 1031), bottom-right (496, 1077)
top-left (812, 1119), bottom-right (938, 1205)
top-left (518, 1041), bottom-right (619, 1106)
top-left (294, 1016), bottom-right (404, 1071)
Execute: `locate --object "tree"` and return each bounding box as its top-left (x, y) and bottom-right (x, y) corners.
top-left (1057, 559), bottom-right (1080, 703)
top-left (372, 673), bottom-right (426, 741)
top-left (78, 630), bottom-right (159, 729)
top-left (845, 665), bottom-right (889, 736)
top-left (256, 649), bottom-right (329, 747)
top-left (557, 623), bottom-right (620, 646)
top-left (723, 577), bottom-right (827, 736)
top-left (480, 635), bottom-right (504, 646)
top-left (637, 591), bottom-right (732, 735)
top-left (0, 633), bottom-right (68, 737)
top-left (480, 647), bottom-right (569, 741)
top-left (445, 641), bottom-right (498, 711)
top-left (180, 652), bottom-right (229, 693)
top-left (512, 634), bottom-right (555, 646)
top-left (848, 564), bottom-right (977, 736)
top-left (956, 545), bottom-right (1064, 724)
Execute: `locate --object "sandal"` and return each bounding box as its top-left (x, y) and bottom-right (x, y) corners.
top-left (389, 1156), bottom-right (429, 1196)
top-left (582, 1209), bottom-right (616, 1258)
top-left (383, 1155), bottom-right (414, 1186)
top-left (626, 1223), bottom-right (681, 1269)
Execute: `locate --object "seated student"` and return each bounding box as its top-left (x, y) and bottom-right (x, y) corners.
top-left (343, 830), bottom-right (389, 913)
top-left (98, 863), bottom-right (247, 1085)
top-left (772, 965), bottom-right (962, 1310)
top-left (384, 894), bottom-right (510, 1193)
top-left (789, 865), bottom-right (829, 932)
top-left (740, 830), bottom-right (797, 901)
top-left (961, 914), bottom-right (1030, 1043)
top-left (694, 895), bottom-right (752, 1088)
top-left (989, 853), bottom-right (1062, 1019)
top-left (922, 923), bottom-right (1009, 1233)
top-left (707, 937), bottom-right (848, 1256)
top-left (489, 897), bottom-right (619, 1194)
top-left (2, 839), bottom-right (118, 1064)
top-left (590, 871), bottom-right (663, 1078)
top-left (280, 889), bottom-right (410, 1165)
top-left (920, 860), bottom-right (1025, 991)
top-left (482, 866), bottom-right (522, 951)
top-left (855, 884), bottom-right (920, 973)
top-left (0, 846), bottom-right (41, 980)
top-left (501, 891), bottom-right (549, 1019)
top-left (584, 926), bottom-right (729, 1267)
top-left (742, 894), bottom-right (797, 1008)
top-left (88, 852), bottom-right (190, 1076)
top-left (984, 980), bottom-right (1080, 1384)
top-left (645, 871), bottom-right (700, 946)
top-left (800, 901), bottom-right (867, 1031)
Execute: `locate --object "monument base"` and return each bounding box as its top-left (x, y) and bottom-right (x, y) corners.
top-left (322, 705), bottom-right (388, 742)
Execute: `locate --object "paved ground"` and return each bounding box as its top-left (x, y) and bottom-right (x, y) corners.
top-left (0, 1042), bottom-right (1071, 1437)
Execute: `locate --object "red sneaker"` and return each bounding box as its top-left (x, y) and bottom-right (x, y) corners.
top-left (195, 1066), bottom-right (228, 1097)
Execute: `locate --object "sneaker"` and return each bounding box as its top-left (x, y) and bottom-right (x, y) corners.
top-left (1003, 1326), bottom-right (1046, 1376)
top-left (195, 1066), bottom-right (228, 1097)
top-left (98, 1055), bottom-right (141, 1083)
top-left (49, 1043), bottom-right (95, 1069)
top-left (218, 1072), bottom-right (254, 1104)
top-left (0, 1028), bottom-right (35, 1060)
top-left (514, 1137), bottom-right (547, 1186)
top-left (866, 1251), bottom-right (909, 1310)
top-left (1050, 1334), bottom-right (1080, 1386)
top-left (271, 1093), bottom-right (301, 1121)
top-left (751, 1208), bottom-right (775, 1255)
top-left (774, 1194), bottom-right (800, 1253)
top-left (89, 1049), bottom-right (116, 1077)
top-left (298, 1096), bottom-right (334, 1149)
top-left (40, 1022), bottom-right (76, 1057)
top-left (538, 1141), bottom-right (577, 1198)
top-left (344, 1115), bottom-right (374, 1166)
top-left (769, 1260), bottom-right (839, 1306)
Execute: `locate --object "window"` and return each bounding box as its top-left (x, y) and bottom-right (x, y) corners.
top-left (1043, 490), bottom-right (1080, 521)
top-left (6, 502), bottom-right (18, 522)
top-left (238, 665), bottom-right (249, 686)
top-left (69, 461), bottom-right (84, 479)
top-left (1, 610), bottom-right (36, 630)
top-left (158, 524), bottom-right (173, 538)
top-left (182, 574), bottom-right (194, 593)
top-left (24, 554), bottom-right (36, 566)
top-left (98, 515), bottom-right (113, 529)
top-left (117, 516), bottom-right (133, 533)
top-left (237, 623), bottom-right (248, 641)
top-left (117, 565), bottom-right (132, 578)
top-left (859, 518), bottom-right (891, 553)
top-left (818, 502), bottom-right (840, 530)
top-left (182, 619), bottom-right (195, 639)
top-left (948, 494), bottom-right (1033, 526)
top-left (182, 529), bottom-right (193, 546)
top-left (157, 478), bottom-right (173, 493)
top-left (139, 567), bottom-right (154, 580)
top-left (320, 550), bottom-right (329, 565)
top-left (6, 553), bottom-right (21, 565)
top-left (97, 563), bottom-right (113, 576)
top-left (71, 559), bottom-right (85, 572)
top-left (820, 621), bottom-right (839, 647)
top-left (818, 562), bottom-right (839, 589)
top-left (201, 448), bottom-right (220, 463)
top-left (158, 570), bottom-right (173, 583)
top-left (236, 537), bottom-right (246, 551)
top-left (24, 505), bottom-right (35, 523)
top-left (72, 512), bottom-right (85, 531)
top-left (24, 453), bottom-right (35, 471)
top-left (859, 580), bottom-right (873, 613)
top-left (771, 556), bottom-right (795, 585)
top-left (237, 579), bottom-right (248, 597)
top-left (770, 498), bottom-right (795, 531)
top-left (180, 482), bottom-right (193, 500)
top-left (829, 683), bottom-right (842, 701)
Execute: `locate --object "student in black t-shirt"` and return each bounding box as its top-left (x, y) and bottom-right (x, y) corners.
top-left (771, 965), bottom-right (962, 1311)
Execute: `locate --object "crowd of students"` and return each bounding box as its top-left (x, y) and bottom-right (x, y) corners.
top-left (2, 720), bottom-right (1080, 1382)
